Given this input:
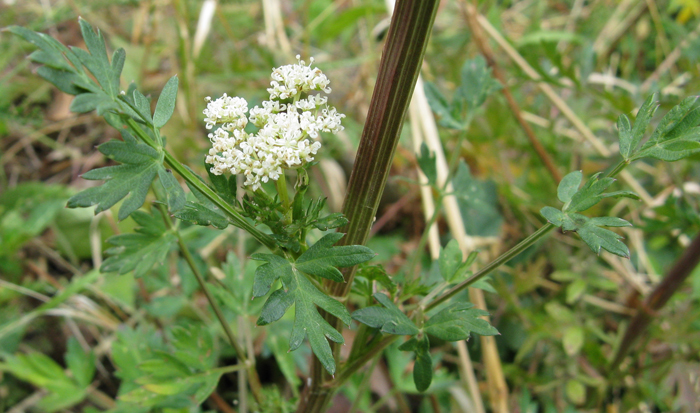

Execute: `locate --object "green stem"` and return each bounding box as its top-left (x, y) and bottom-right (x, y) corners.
top-left (607, 159), bottom-right (630, 179)
top-left (155, 204), bottom-right (264, 404)
top-left (124, 118), bottom-right (278, 252)
top-left (276, 172), bottom-right (292, 224)
top-left (426, 223), bottom-right (555, 311)
top-left (330, 335), bottom-right (397, 387)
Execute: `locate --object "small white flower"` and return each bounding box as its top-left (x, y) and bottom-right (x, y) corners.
top-left (203, 56), bottom-right (344, 190)
top-left (203, 93), bottom-right (249, 129)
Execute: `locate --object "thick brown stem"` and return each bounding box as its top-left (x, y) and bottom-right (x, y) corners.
top-left (296, 1), bottom-right (440, 411)
top-left (609, 232), bottom-right (700, 373)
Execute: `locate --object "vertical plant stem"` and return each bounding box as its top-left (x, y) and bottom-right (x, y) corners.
top-left (155, 204), bottom-right (264, 404)
top-left (608, 232), bottom-right (700, 373)
top-left (297, 1), bottom-right (440, 412)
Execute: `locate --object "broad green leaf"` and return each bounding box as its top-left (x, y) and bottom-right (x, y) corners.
top-left (65, 337), bottom-right (95, 388)
top-left (351, 293), bottom-right (419, 335)
top-left (471, 275), bottom-right (497, 293)
top-left (251, 254), bottom-right (293, 297)
top-left (557, 171), bottom-right (583, 204)
top-left (540, 206), bottom-right (567, 226)
top-left (453, 161), bottom-right (503, 236)
top-left (557, 211), bottom-right (631, 257)
top-left (457, 55), bottom-right (502, 110)
top-left (564, 173), bottom-right (616, 213)
top-left (576, 216), bottom-right (631, 257)
top-left (132, 89), bottom-right (152, 122)
top-left (173, 171), bottom-right (230, 229)
top-left (566, 379), bottom-right (586, 405)
top-left (617, 114), bottom-right (633, 159)
top-left (153, 76), bottom-right (178, 128)
top-left (174, 202), bottom-right (229, 229)
top-left (562, 326), bottom-right (584, 356)
top-left (439, 239), bottom-right (462, 282)
top-left (67, 138), bottom-right (163, 220)
top-left (206, 162), bottom-right (237, 204)
top-left (101, 210), bottom-right (176, 277)
top-left (252, 234), bottom-right (371, 375)
top-left (0, 353), bottom-right (86, 412)
top-left (77, 18), bottom-right (118, 96)
top-left (630, 96), bottom-right (700, 161)
top-left (424, 81), bottom-right (463, 130)
top-left (619, 94), bottom-right (658, 159)
top-left (398, 335), bottom-right (433, 392)
top-left (636, 127), bottom-right (700, 161)
top-left (424, 303), bottom-right (499, 341)
top-left (256, 275), bottom-right (351, 376)
top-left (417, 143), bottom-right (437, 185)
top-left (294, 233), bottom-right (375, 283)
top-left (157, 168), bottom-right (186, 212)
top-left (69, 91), bottom-right (117, 115)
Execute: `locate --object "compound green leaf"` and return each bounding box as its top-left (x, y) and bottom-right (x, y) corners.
top-left (153, 76), bottom-right (178, 128)
top-left (564, 173), bottom-right (616, 213)
top-left (458, 55), bottom-right (502, 110)
top-left (417, 143), bottom-right (437, 185)
top-left (256, 270), bottom-right (351, 376)
top-left (67, 139), bottom-right (162, 220)
top-left (424, 303), bottom-right (499, 341)
top-left (557, 171), bottom-right (583, 204)
top-left (157, 168), bottom-right (186, 212)
top-left (352, 293), bottom-right (419, 335)
top-left (101, 210), bottom-right (176, 277)
top-left (398, 335), bottom-right (432, 392)
top-left (619, 94), bottom-right (658, 160)
top-left (65, 337), bottom-right (95, 389)
top-left (295, 233), bottom-right (375, 283)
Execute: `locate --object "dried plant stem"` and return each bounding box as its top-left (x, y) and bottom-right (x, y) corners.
top-left (462, 2), bottom-right (562, 184)
top-left (641, 21), bottom-right (700, 91)
top-left (469, 6), bottom-right (653, 206)
top-left (609, 232), bottom-right (700, 373)
top-left (592, 0), bottom-right (648, 60)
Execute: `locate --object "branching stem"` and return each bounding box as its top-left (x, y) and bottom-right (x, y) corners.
top-left (155, 203), bottom-right (264, 404)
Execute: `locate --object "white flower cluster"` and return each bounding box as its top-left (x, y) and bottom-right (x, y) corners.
top-left (204, 56), bottom-right (344, 191)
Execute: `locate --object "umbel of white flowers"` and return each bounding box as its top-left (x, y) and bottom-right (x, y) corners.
top-left (203, 56), bottom-right (345, 191)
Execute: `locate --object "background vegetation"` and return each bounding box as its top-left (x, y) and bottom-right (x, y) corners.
top-left (1, 0), bottom-right (699, 412)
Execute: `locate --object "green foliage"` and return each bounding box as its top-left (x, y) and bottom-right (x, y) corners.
top-left (252, 233), bottom-right (374, 375)
top-left (424, 303), bottom-right (499, 341)
top-left (243, 190), bottom-right (348, 252)
top-left (453, 161), bottom-right (503, 237)
top-left (618, 94), bottom-right (700, 162)
top-left (114, 324), bottom-right (223, 409)
top-left (353, 293), bottom-right (498, 392)
top-left (439, 239), bottom-right (478, 283)
top-left (541, 171), bottom-right (638, 257)
top-left (352, 293), bottom-right (419, 335)
top-left (0, 183), bottom-right (70, 258)
top-left (424, 56), bottom-right (501, 130)
top-left (67, 135), bottom-right (163, 220)
top-left (101, 209), bottom-right (176, 277)
top-left (417, 143), bottom-right (438, 185)
top-left (398, 335), bottom-right (432, 392)
top-left (0, 339), bottom-right (95, 412)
